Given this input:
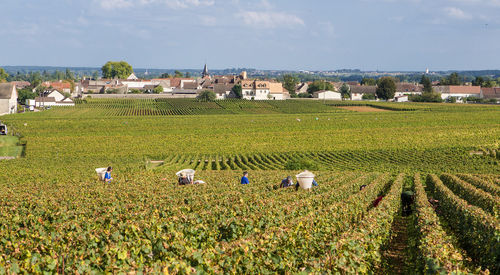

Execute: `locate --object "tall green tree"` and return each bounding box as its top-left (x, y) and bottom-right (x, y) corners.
top-left (340, 83), bottom-right (351, 100)
top-left (65, 68), bottom-right (75, 80)
top-left (17, 88), bottom-right (36, 104)
top-left (307, 80), bottom-right (334, 94)
top-left (153, 85), bottom-right (163, 94)
top-left (101, 61), bottom-right (133, 79)
top-left (174, 70), bottom-right (184, 78)
top-left (196, 90), bottom-right (216, 101)
top-left (231, 84), bottom-right (242, 99)
top-left (441, 72), bottom-right (462, 85)
top-left (282, 75), bottom-right (299, 94)
top-left (0, 67), bottom-right (9, 82)
top-left (420, 75), bottom-right (433, 93)
top-left (376, 77), bottom-right (396, 100)
top-left (361, 78), bottom-right (377, 86)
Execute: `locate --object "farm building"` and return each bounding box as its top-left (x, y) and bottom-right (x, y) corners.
top-left (434, 85), bottom-right (480, 102)
top-left (394, 95), bottom-right (409, 102)
top-left (0, 83), bottom-right (18, 116)
top-left (395, 83), bottom-right (422, 97)
top-left (349, 85), bottom-right (376, 100)
top-left (35, 90), bottom-right (75, 107)
top-left (213, 84), bottom-right (234, 99)
top-left (313, 90), bottom-right (342, 100)
top-left (480, 87), bottom-right (500, 102)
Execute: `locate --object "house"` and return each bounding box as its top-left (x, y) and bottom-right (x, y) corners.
top-left (394, 95), bottom-right (409, 102)
top-left (35, 90), bottom-right (75, 107)
top-left (213, 84), bottom-right (234, 99)
top-left (434, 86), bottom-right (481, 101)
top-left (349, 85), bottom-right (377, 100)
top-left (480, 87), bottom-right (500, 101)
top-left (313, 90), bottom-right (342, 100)
top-left (127, 73), bottom-right (139, 80)
top-left (41, 81), bottom-right (72, 94)
top-left (0, 83), bottom-right (18, 116)
top-left (395, 83), bottom-right (422, 97)
top-left (182, 82), bottom-right (202, 90)
top-left (269, 82), bottom-right (288, 100)
top-left (295, 83), bottom-right (308, 94)
top-left (241, 80), bottom-right (271, 100)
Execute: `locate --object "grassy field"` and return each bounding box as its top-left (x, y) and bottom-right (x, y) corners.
top-left (0, 99), bottom-right (498, 273)
top-left (0, 135), bottom-right (23, 158)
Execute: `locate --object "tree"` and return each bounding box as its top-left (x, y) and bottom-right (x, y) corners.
top-left (185, 72), bottom-right (191, 78)
top-left (472, 76), bottom-right (484, 87)
top-left (160, 73), bottom-right (170, 78)
top-left (197, 90), bottom-right (216, 101)
top-left (282, 75), bottom-right (299, 95)
top-left (92, 71), bottom-right (100, 80)
top-left (231, 84), bottom-right (242, 99)
top-left (174, 70), bottom-right (184, 78)
top-left (0, 67), bottom-right (8, 83)
top-left (101, 61), bottom-right (133, 79)
top-left (441, 72), bottom-right (462, 85)
top-left (361, 77), bottom-right (377, 86)
top-left (420, 75), bottom-right (433, 93)
top-left (307, 80), bottom-right (334, 94)
top-left (65, 68), bottom-right (74, 80)
top-left (17, 88), bottom-right (36, 104)
top-left (376, 77), bottom-right (396, 100)
top-left (153, 85), bottom-right (163, 94)
top-left (340, 83), bottom-right (351, 100)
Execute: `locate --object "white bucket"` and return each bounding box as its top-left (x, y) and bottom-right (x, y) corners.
top-left (176, 169), bottom-right (195, 182)
top-left (296, 170), bottom-right (315, 190)
top-left (95, 168), bottom-right (107, 181)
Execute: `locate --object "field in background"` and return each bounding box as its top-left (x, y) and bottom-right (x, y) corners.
top-left (0, 99), bottom-right (499, 273)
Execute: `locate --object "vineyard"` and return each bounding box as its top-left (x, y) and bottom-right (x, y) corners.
top-left (0, 100), bottom-right (499, 273)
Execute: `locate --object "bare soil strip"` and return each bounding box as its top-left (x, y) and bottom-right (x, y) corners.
top-left (338, 106), bottom-right (390, 112)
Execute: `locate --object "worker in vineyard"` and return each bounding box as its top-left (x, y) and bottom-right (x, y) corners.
top-left (280, 176), bottom-right (294, 188)
top-left (104, 166), bottom-right (113, 182)
top-left (372, 195), bottom-right (383, 207)
top-left (178, 172), bottom-right (192, 185)
top-left (241, 171), bottom-right (249, 184)
top-left (401, 190), bottom-right (415, 216)
top-left (360, 185), bottom-right (367, 191)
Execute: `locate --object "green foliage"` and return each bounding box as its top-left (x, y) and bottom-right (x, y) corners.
top-left (362, 93), bottom-right (376, 100)
top-left (174, 70), bottom-right (184, 78)
top-left (0, 67), bottom-right (8, 82)
top-left (361, 77), bottom-right (377, 86)
top-left (284, 157), bottom-right (319, 170)
top-left (376, 77), bottom-right (396, 100)
top-left (307, 80), bottom-right (334, 94)
top-left (420, 75), bottom-right (433, 93)
top-left (440, 72), bottom-right (462, 86)
top-left (101, 61), bottom-right (133, 79)
top-left (231, 84), bottom-right (242, 99)
top-left (340, 83), bottom-right (351, 99)
top-left (160, 73), bottom-right (170, 78)
top-left (17, 88), bottom-right (36, 104)
top-left (153, 85), bottom-right (163, 94)
top-left (410, 92), bottom-right (443, 103)
top-left (129, 89), bottom-right (141, 94)
top-left (282, 74), bottom-right (299, 94)
top-left (196, 90), bottom-right (216, 101)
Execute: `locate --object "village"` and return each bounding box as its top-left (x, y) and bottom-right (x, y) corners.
top-left (1, 64), bottom-right (500, 116)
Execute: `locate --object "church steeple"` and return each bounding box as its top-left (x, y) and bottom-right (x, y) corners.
top-left (202, 64), bottom-right (209, 78)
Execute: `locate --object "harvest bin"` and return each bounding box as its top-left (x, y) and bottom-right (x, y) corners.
top-left (296, 170), bottom-right (315, 190)
top-left (95, 168), bottom-right (107, 181)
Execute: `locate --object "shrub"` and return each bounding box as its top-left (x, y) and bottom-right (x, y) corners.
top-left (284, 157), bottom-right (319, 170)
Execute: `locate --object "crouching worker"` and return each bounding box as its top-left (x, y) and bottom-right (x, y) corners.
top-left (178, 172), bottom-right (193, 185)
top-left (104, 167), bottom-right (113, 182)
top-left (280, 176), bottom-right (294, 188)
top-left (401, 190), bottom-right (415, 216)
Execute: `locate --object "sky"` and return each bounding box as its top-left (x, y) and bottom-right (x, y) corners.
top-left (1, 0), bottom-right (499, 71)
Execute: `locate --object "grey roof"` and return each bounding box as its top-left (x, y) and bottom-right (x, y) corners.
top-left (349, 85), bottom-right (376, 94)
top-left (213, 84), bottom-right (234, 94)
top-left (0, 83), bottom-right (16, 99)
top-left (35, 97), bottom-right (56, 102)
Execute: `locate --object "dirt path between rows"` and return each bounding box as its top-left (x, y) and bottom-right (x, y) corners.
top-left (377, 214), bottom-right (410, 274)
top-left (338, 106), bottom-right (390, 112)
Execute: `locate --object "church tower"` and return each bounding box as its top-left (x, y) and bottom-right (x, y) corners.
top-left (202, 64), bottom-right (209, 79)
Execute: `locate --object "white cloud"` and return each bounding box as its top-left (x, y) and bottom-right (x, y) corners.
top-left (96, 0), bottom-right (214, 10)
top-left (444, 7), bottom-right (472, 19)
top-left (199, 15), bottom-right (217, 26)
top-left (98, 0), bottom-right (133, 9)
top-left (237, 11), bottom-right (305, 28)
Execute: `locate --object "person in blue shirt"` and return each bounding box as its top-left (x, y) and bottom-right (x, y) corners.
top-left (295, 179), bottom-right (318, 190)
top-left (280, 176), bottom-right (294, 188)
top-left (104, 166), bottom-right (113, 182)
top-left (241, 171), bottom-right (249, 184)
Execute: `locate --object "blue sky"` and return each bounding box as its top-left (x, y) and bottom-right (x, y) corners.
top-left (1, 0), bottom-right (499, 71)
